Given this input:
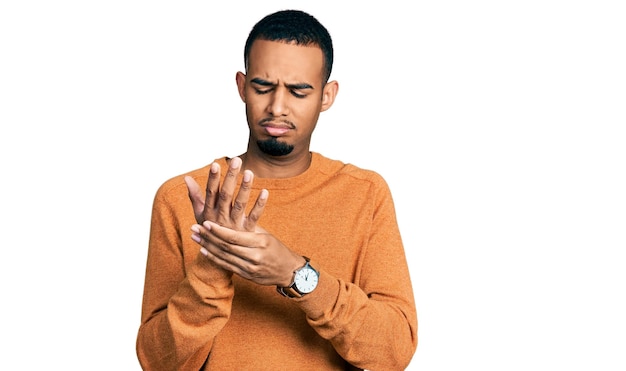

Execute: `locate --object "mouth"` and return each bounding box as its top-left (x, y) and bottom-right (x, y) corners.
top-left (263, 126), bottom-right (290, 136)
top-left (260, 119), bottom-right (295, 137)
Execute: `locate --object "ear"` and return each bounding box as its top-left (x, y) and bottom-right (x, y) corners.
top-left (320, 80), bottom-right (339, 112)
top-left (236, 71), bottom-right (247, 103)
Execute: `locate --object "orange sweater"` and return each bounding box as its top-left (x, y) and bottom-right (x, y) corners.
top-left (137, 152), bottom-right (417, 370)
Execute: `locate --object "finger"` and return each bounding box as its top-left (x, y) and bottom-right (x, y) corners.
top-left (192, 224), bottom-right (234, 260)
top-left (201, 221), bottom-right (259, 250)
top-left (231, 170), bottom-right (254, 226)
top-left (202, 162), bottom-right (221, 221)
top-left (216, 157), bottom-right (242, 223)
top-left (193, 224), bottom-right (252, 272)
top-left (244, 188), bottom-right (268, 231)
top-left (191, 223), bottom-right (221, 247)
top-left (200, 244), bottom-right (249, 277)
top-left (184, 176), bottom-right (206, 224)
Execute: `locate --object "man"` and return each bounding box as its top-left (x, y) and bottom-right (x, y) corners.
top-left (137, 9), bottom-right (417, 370)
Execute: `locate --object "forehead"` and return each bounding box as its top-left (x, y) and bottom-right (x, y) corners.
top-left (247, 39), bottom-right (324, 84)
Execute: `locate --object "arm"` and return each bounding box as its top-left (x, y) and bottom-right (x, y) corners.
top-left (191, 178), bottom-right (417, 370)
top-left (136, 188), bottom-right (235, 371)
top-left (136, 158), bottom-right (268, 370)
top-left (299, 187), bottom-right (418, 370)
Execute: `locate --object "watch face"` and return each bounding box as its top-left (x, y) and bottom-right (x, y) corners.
top-left (294, 266), bottom-right (319, 294)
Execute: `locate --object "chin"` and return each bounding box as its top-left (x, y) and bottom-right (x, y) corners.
top-left (257, 138), bottom-right (294, 156)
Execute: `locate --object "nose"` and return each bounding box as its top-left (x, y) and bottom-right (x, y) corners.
top-left (267, 88), bottom-right (289, 116)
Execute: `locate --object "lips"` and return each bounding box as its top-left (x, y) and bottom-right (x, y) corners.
top-left (260, 120), bottom-right (294, 137)
top-left (264, 126), bottom-right (290, 136)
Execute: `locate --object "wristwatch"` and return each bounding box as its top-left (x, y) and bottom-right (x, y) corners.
top-left (277, 256), bottom-right (319, 298)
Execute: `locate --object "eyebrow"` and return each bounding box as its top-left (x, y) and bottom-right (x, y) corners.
top-left (250, 77), bottom-right (314, 90)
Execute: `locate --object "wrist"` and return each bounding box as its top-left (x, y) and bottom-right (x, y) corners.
top-left (280, 255), bottom-right (307, 287)
top-left (277, 256), bottom-right (319, 298)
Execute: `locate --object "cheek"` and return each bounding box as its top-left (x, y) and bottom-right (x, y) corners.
top-left (244, 97), bottom-right (267, 117)
top-left (295, 99), bottom-right (323, 119)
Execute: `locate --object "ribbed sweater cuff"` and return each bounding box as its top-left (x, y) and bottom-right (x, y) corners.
top-left (294, 264), bottom-right (339, 319)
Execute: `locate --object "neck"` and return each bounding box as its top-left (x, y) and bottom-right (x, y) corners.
top-left (239, 149), bottom-right (312, 179)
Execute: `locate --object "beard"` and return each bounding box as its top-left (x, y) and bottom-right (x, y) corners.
top-left (257, 137), bottom-right (294, 156)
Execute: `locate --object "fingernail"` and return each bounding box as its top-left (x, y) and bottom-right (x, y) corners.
top-left (243, 170), bottom-right (252, 182)
top-left (230, 157), bottom-right (241, 169)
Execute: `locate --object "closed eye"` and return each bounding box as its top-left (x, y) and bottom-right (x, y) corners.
top-left (250, 78), bottom-right (313, 98)
top-left (291, 90), bottom-right (306, 98)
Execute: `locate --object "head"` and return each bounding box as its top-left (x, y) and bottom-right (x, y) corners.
top-left (244, 9), bottom-right (334, 85)
top-left (236, 10), bottom-right (339, 159)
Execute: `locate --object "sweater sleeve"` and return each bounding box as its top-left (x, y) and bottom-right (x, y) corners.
top-left (136, 184), bottom-right (234, 371)
top-left (296, 179), bottom-right (418, 371)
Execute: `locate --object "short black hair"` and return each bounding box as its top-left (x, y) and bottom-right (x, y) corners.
top-left (244, 10), bottom-right (334, 84)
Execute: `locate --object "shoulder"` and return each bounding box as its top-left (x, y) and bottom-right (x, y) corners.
top-left (314, 152), bottom-right (390, 190)
top-left (314, 153), bottom-right (386, 186)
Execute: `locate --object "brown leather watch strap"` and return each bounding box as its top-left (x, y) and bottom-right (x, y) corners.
top-left (277, 256), bottom-right (315, 298)
top-left (276, 285), bottom-right (302, 298)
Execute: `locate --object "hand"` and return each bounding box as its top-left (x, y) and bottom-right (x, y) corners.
top-left (185, 157), bottom-right (268, 232)
top-left (191, 221), bottom-right (305, 287)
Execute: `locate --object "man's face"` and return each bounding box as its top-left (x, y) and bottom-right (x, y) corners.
top-left (237, 39), bottom-right (334, 158)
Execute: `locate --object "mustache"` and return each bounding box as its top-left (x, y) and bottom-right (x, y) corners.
top-left (259, 117), bottom-right (296, 129)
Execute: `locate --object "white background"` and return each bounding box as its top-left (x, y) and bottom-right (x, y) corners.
top-left (1, 1), bottom-right (624, 370)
